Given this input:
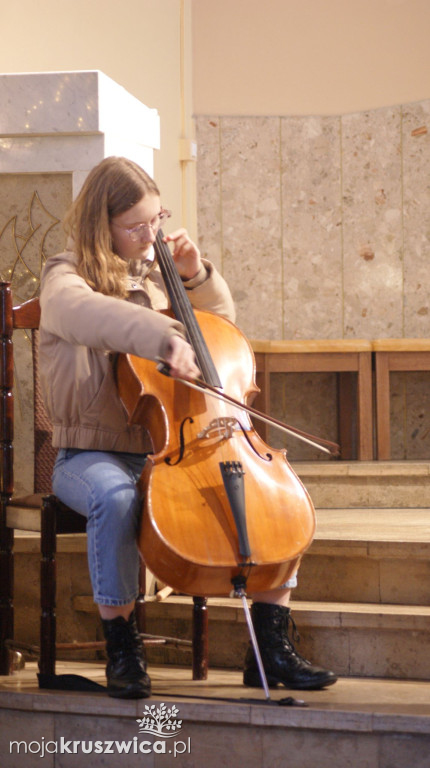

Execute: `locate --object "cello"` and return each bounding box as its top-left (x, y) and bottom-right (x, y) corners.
top-left (116, 230), bottom-right (334, 600)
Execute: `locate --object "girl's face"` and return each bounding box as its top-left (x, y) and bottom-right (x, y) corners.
top-left (110, 193), bottom-right (162, 261)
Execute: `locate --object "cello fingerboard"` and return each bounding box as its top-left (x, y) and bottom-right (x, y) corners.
top-left (155, 229), bottom-right (222, 388)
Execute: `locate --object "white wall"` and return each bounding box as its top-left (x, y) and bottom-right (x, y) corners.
top-left (192, 0), bottom-right (430, 115)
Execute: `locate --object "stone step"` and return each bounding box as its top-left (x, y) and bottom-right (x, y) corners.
top-left (292, 460), bottom-right (430, 508)
top-left (12, 469), bottom-right (430, 682)
top-left (73, 595), bottom-right (430, 681)
top-left (13, 498), bottom-right (430, 655)
top-left (297, 507), bottom-right (430, 605)
top-left (2, 663), bottom-right (430, 768)
top-left (144, 597), bottom-right (430, 681)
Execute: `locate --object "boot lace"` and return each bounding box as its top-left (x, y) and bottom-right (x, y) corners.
top-left (281, 610), bottom-right (314, 665)
top-left (282, 610), bottom-right (301, 651)
top-left (283, 613), bottom-right (300, 648)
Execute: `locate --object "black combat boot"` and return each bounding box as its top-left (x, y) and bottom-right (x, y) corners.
top-left (101, 610), bottom-right (151, 699)
top-left (243, 602), bottom-right (337, 690)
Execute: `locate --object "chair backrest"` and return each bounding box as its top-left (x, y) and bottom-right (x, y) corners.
top-left (0, 281), bottom-right (57, 497)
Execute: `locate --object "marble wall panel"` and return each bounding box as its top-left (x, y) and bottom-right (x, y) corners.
top-left (196, 100), bottom-right (430, 458)
top-left (281, 115), bottom-right (343, 339)
top-left (341, 107), bottom-right (403, 338)
top-left (0, 172), bottom-right (72, 493)
top-left (402, 99), bottom-right (430, 337)
top-left (219, 116), bottom-right (283, 338)
top-left (195, 117), bottom-right (223, 271)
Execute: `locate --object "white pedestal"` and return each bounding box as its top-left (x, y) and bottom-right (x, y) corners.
top-left (0, 70), bottom-right (160, 194)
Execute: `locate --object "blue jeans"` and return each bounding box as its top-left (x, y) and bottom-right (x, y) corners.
top-left (52, 449), bottom-right (147, 606)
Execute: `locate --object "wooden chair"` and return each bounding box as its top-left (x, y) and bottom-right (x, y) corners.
top-left (0, 282), bottom-right (208, 681)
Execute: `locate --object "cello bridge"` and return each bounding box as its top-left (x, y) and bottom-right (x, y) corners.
top-left (197, 417), bottom-right (239, 441)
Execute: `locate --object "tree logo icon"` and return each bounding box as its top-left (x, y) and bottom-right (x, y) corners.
top-left (136, 704), bottom-right (183, 739)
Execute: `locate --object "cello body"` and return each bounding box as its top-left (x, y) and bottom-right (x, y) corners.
top-left (117, 308), bottom-right (315, 597)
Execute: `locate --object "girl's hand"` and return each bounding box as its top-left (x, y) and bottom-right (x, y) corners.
top-left (163, 229), bottom-right (202, 280)
top-left (164, 335), bottom-right (201, 380)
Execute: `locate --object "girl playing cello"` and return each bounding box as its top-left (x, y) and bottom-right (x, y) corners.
top-left (39, 156), bottom-right (337, 698)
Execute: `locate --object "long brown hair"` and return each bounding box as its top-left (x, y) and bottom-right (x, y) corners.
top-left (64, 156), bottom-right (160, 297)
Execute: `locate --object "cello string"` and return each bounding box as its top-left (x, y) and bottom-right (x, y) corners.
top-left (154, 230), bottom-right (188, 324)
top-left (152, 228), bottom-right (232, 461)
top-left (154, 231), bottom-right (220, 386)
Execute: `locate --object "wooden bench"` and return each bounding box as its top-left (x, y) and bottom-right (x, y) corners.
top-left (250, 339), bottom-right (373, 461)
top-left (373, 339), bottom-right (430, 460)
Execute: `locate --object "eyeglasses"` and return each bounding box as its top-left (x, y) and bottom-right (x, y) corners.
top-left (112, 209), bottom-right (171, 242)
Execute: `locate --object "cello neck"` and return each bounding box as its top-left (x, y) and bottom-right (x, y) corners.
top-left (154, 229), bottom-right (222, 388)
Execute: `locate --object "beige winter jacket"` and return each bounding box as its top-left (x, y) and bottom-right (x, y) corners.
top-left (39, 247), bottom-right (236, 453)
